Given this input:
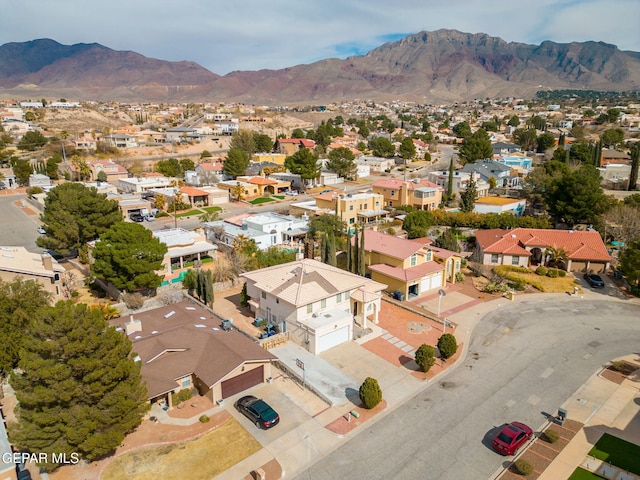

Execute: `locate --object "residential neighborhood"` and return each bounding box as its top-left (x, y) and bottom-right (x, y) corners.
top-left (1, 92), bottom-right (640, 480)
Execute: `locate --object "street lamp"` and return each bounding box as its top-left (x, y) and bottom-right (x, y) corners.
top-left (173, 188), bottom-right (178, 229)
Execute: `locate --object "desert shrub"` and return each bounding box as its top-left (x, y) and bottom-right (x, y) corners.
top-left (359, 377), bottom-right (382, 409)
top-left (547, 269), bottom-right (560, 278)
top-left (509, 277), bottom-right (527, 291)
top-left (26, 186), bottom-right (43, 197)
top-left (437, 333), bottom-right (458, 360)
top-left (199, 415), bottom-right (210, 423)
top-left (494, 265), bottom-right (531, 275)
top-left (535, 266), bottom-right (548, 276)
top-left (514, 459), bottom-right (533, 476)
top-left (171, 388), bottom-right (193, 405)
top-left (455, 272), bottom-right (465, 282)
top-left (155, 211), bottom-right (169, 218)
top-left (122, 292), bottom-right (145, 310)
top-left (558, 270), bottom-right (567, 277)
top-left (610, 360), bottom-right (628, 372)
top-left (484, 282), bottom-right (509, 293)
top-left (386, 227), bottom-right (396, 236)
top-left (544, 429), bottom-right (560, 443)
top-left (415, 344), bottom-right (436, 373)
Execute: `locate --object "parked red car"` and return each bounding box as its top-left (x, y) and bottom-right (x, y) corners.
top-left (492, 422), bottom-right (533, 455)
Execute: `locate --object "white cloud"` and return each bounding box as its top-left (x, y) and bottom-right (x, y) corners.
top-left (0, 0), bottom-right (637, 74)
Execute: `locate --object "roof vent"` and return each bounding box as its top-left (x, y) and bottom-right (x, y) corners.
top-left (194, 324), bottom-right (206, 328)
top-left (185, 306), bottom-right (196, 311)
top-left (164, 311), bottom-right (176, 318)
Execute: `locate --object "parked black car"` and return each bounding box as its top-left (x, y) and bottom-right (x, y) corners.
top-left (584, 273), bottom-right (605, 288)
top-left (235, 395), bottom-right (279, 429)
top-left (130, 213), bottom-right (144, 222)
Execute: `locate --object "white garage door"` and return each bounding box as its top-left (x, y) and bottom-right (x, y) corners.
top-left (317, 326), bottom-right (349, 353)
top-left (421, 276), bottom-right (433, 292)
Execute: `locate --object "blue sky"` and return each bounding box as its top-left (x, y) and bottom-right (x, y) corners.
top-left (1, 0), bottom-right (638, 75)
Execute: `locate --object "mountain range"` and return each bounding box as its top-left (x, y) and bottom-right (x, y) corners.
top-left (1, 30), bottom-right (639, 104)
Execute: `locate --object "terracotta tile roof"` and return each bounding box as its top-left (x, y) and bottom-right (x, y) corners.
top-left (197, 162), bottom-right (224, 171)
top-left (180, 186), bottom-right (209, 196)
top-left (369, 261), bottom-right (444, 282)
top-left (362, 229), bottom-right (424, 260)
top-left (475, 228), bottom-right (611, 261)
top-left (247, 177), bottom-right (277, 185)
top-left (372, 178), bottom-right (443, 191)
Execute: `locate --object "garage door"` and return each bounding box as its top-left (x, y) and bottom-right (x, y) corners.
top-left (317, 326), bottom-right (349, 353)
top-left (221, 365), bottom-right (264, 398)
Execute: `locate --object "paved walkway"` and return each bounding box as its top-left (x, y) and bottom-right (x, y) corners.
top-left (536, 355), bottom-right (640, 480)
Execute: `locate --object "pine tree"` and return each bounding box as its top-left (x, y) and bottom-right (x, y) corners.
top-left (629, 144), bottom-right (639, 191)
top-left (9, 302), bottom-right (148, 470)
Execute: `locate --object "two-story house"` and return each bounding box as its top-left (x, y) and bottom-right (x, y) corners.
top-left (372, 178), bottom-right (443, 210)
top-left (426, 171), bottom-right (490, 198)
top-left (0, 247), bottom-right (65, 299)
top-left (241, 259), bottom-right (387, 354)
top-left (314, 191), bottom-right (388, 227)
top-left (360, 230), bottom-right (462, 300)
top-left (275, 138), bottom-right (316, 156)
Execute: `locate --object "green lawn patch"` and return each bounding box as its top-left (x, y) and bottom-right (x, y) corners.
top-left (249, 197), bottom-right (275, 205)
top-left (176, 209), bottom-right (204, 217)
top-left (568, 467), bottom-right (604, 480)
top-left (273, 195), bottom-right (285, 200)
top-left (589, 433), bottom-right (640, 475)
top-left (202, 206), bottom-right (222, 213)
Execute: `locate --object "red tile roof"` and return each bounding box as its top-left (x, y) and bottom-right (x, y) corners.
top-left (369, 262), bottom-right (444, 282)
top-left (372, 178), bottom-right (443, 191)
top-left (362, 229), bottom-right (424, 259)
top-left (197, 162), bottom-right (224, 171)
top-left (475, 228), bottom-right (611, 261)
top-left (180, 186), bottom-right (209, 196)
top-left (247, 177), bottom-right (277, 185)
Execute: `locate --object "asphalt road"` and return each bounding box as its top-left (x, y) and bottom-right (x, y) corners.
top-left (295, 296), bottom-right (640, 480)
top-left (0, 194), bottom-right (44, 253)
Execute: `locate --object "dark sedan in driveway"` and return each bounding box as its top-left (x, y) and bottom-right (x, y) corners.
top-left (584, 273), bottom-right (605, 288)
top-left (235, 395), bottom-right (280, 429)
top-left (492, 422), bottom-right (533, 455)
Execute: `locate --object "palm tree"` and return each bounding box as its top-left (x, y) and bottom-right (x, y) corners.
top-left (231, 182), bottom-right (245, 202)
top-left (545, 246), bottom-right (568, 269)
top-left (199, 211), bottom-right (220, 223)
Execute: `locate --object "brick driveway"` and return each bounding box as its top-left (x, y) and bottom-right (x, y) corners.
top-left (362, 300), bottom-right (461, 377)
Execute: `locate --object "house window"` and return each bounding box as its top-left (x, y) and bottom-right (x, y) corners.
top-left (181, 376), bottom-right (191, 388)
top-left (336, 292), bottom-right (342, 302)
top-left (389, 201), bottom-right (393, 207)
top-left (261, 291), bottom-right (266, 299)
top-left (350, 205), bottom-right (354, 210)
top-left (307, 304), bottom-right (313, 314)
top-left (410, 254), bottom-right (417, 266)
top-left (491, 254), bottom-right (498, 263)
top-left (321, 298), bottom-right (326, 308)
top-left (511, 255), bottom-right (519, 265)
top-left (425, 251), bottom-right (432, 262)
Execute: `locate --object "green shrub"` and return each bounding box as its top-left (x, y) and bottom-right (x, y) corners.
top-left (437, 333), bottom-right (458, 360)
top-left (610, 360), bottom-right (628, 372)
top-left (514, 459), bottom-right (533, 476)
top-left (509, 278), bottom-right (527, 291)
top-left (171, 388), bottom-right (193, 406)
top-left (544, 429), bottom-right (560, 443)
top-left (455, 272), bottom-right (465, 282)
top-left (484, 282), bottom-right (509, 293)
top-left (415, 344), bottom-right (436, 373)
top-left (156, 211), bottom-right (169, 218)
top-left (535, 266), bottom-right (547, 276)
top-left (359, 377), bottom-right (382, 409)
top-left (558, 270), bottom-right (567, 277)
top-left (199, 415), bottom-right (210, 423)
top-left (26, 186), bottom-right (43, 197)
top-left (547, 269), bottom-right (560, 278)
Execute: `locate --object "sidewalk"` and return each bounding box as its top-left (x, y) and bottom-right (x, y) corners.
top-left (537, 356), bottom-right (640, 480)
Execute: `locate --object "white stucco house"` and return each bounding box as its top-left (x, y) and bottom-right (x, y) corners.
top-left (241, 259), bottom-right (387, 355)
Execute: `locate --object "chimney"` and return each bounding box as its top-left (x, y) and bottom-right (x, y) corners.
top-left (41, 254), bottom-right (53, 271)
top-left (125, 316), bottom-right (143, 335)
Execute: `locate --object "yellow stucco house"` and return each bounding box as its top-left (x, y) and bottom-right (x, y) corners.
top-left (314, 191), bottom-right (388, 227)
top-left (360, 229), bottom-right (462, 300)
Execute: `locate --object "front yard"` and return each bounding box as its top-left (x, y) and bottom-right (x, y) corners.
top-left (101, 416), bottom-right (260, 480)
top-left (491, 265), bottom-right (582, 294)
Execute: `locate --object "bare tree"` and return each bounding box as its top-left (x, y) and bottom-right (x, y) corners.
top-left (603, 204), bottom-right (640, 248)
